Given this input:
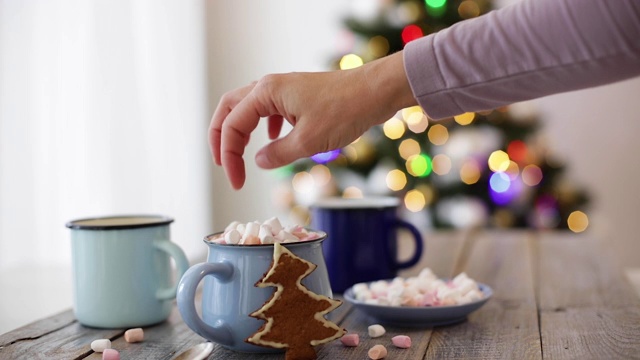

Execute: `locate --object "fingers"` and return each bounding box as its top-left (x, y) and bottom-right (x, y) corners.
top-left (220, 91), bottom-right (265, 190)
top-left (256, 130), bottom-right (307, 169)
top-left (267, 115), bottom-right (284, 140)
top-left (209, 83), bottom-right (255, 166)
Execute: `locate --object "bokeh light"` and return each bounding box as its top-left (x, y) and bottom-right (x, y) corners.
top-left (368, 36), bottom-right (390, 58)
top-left (458, 0), bottom-right (480, 18)
top-left (386, 169), bottom-right (407, 191)
top-left (311, 149), bottom-right (340, 164)
top-left (398, 139), bottom-right (421, 159)
top-left (432, 154), bottom-right (452, 175)
top-left (406, 154), bottom-right (432, 177)
top-left (489, 172), bottom-right (511, 193)
top-left (404, 189), bottom-right (426, 212)
top-left (505, 161), bottom-right (520, 180)
top-left (406, 112), bottom-right (429, 133)
top-left (427, 124), bottom-right (449, 145)
top-left (342, 186), bottom-right (363, 199)
top-left (488, 150), bottom-right (510, 172)
top-left (292, 172), bottom-right (314, 193)
top-left (383, 117), bottom-right (405, 139)
top-left (507, 140), bottom-right (528, 163)
top-left (454, 112), bottom-right (475, 125)
top-left (416, 184), bottom-right (435, 205)
top-left (460, 159), bottom-right (481, 185)
top-left (522, 164), bottom-right (543, 186)
top-left (425, 0), bottom-right (447, 7)
top-left (489, 177), bottom-right (522, 206)
top-left (401, 24), bottom-right (423, 44)
top-left (310, 165), bottom-right (331, 187)
top-left (339, 54), bottom-right (363, 70)
top-left (401, 106), bottom-right (423, 120)
top-left (567, 211), bottom-right (589, 233)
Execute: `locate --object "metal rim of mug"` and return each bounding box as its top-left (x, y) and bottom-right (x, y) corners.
top-left (65, 215), bottom-right (174, 230)
top-left (310, 196), bottom-right (399, 209)
top-left (204, 229), bottom-right (327, 247)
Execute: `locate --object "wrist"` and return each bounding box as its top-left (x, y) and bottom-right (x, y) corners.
top-left (362, 51), bottom-right (418, 124)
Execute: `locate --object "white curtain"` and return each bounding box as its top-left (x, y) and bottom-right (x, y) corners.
top-left (0, 0), bottom-right (211, 269)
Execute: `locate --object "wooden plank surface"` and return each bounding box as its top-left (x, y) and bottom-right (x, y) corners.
top-left (536, 232), bottom-right (640, 360)
top-left (2, 231), bottom-right (640, 359)
top-left (426, 231), bottom-right (542, 359)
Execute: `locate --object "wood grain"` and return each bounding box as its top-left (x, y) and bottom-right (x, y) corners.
top-left (426, 231), bottom-right (542, 359)
top-left (3, 231), bottom-right (640, 359)
top-left (537, 232), bottom-right (640, 359)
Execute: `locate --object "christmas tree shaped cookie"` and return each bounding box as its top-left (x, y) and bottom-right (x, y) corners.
top-left (247, 243), bottom-right (345, 360)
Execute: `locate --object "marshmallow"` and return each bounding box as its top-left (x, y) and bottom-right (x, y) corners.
top-left (224, 230), bottom-right (241, 245)
top-left (244, 222), bottom-right (260, 237)
top-left (340, 333), bottom-right (360, 347)
top-left (224, 221), bottom-right (240, 232)
top-left (392, 335), bottom-right (412, 349)
top-left (368, 344), bottom-right (388, 359)
top-left (91, 339), bottom-right (111, 353)
top-left (242, 234), bottom-right (260, 245)
top-left (102, 348), bottom-right (120, 360)
top-left (259, 225), bottom-right (276, 244)
top-left (368, 324), bottom-right (386, 338)
top-left (124, 328), bottom-right (144, 343)
top-left (277, 230), bottom-right (299, 243)
top-left (264, 217), bottom-right (283, 234)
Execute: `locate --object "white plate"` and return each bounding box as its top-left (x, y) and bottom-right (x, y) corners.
top-left (343, 282), bottom-right (493, 327)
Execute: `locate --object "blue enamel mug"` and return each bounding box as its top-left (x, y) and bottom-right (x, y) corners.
top-left (311, 196), bottom-right (424, 293)
top-left (177, 232), bottom-right (332, 353)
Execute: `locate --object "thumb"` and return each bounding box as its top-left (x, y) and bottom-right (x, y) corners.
top-left (255, 133), bottom-right (308, 169)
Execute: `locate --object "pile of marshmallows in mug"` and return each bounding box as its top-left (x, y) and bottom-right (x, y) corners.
top-left (210, 217), bottom-right (322, 245)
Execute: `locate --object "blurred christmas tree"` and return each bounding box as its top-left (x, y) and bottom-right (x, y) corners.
top-left (275, 0), bottom-right (590, 231)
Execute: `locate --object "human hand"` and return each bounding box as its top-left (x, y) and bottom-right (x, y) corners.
top-left (209, 51), bottom-right (415, 189)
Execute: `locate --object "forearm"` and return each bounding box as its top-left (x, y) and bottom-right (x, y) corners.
top-left (404, 0), bottom-right (640, 119)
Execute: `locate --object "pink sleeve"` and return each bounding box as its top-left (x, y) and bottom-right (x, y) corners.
top-left (404, 0), bottom-right (640, 119)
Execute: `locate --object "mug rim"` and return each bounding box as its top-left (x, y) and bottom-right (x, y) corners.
top-left (65, 215), bottom-right (174, 230)
top-left (311, 196), bottom-right (399, 209)
top-left (204, 229), bottom-right (327, 247)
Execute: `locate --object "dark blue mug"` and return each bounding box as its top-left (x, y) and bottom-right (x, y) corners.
top-left (310, 196), bottom-right (424, 293)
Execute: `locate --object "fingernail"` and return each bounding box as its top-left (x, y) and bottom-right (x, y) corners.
top-left (256, 151), bottom-right (270, 168)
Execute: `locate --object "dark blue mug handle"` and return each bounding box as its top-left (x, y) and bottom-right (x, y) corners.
top-left (389, 219), bottom-right (424, 269)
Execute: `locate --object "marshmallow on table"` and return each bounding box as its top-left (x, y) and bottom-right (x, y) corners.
top-left (368, 324), bottom-right (386, 338)
top-left (368, 344), bottom-right (388, 359)
top-left (124, 328), bottom-right (144, 343)
top-left (392, 335), bottom-right (412, 349)
top-left (340, 333), bottom-right (360, 347)
top-left (102, 348), bottom-right (120, 360)
top-left (91, 339), bottom-right (111, 353)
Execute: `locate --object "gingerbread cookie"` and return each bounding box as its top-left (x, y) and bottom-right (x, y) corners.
top-left (246, 243), bottom-right (345, 360)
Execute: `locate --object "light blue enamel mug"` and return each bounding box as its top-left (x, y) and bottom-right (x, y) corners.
top-left (177, 232), bottom-right (332, 353)
top-left (66, 215), bottom-right (189, 328)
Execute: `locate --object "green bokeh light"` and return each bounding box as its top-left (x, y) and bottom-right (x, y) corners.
top-left (410, 154), bottom-right (433, 178)
top-left (425, 0), bottom-right (447, 9)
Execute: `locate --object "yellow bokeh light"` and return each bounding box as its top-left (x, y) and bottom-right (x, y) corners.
top-left (404, 189), bottom-right (426, 212)
top-left (343, 145), bottom-right (358, 163)
top-left (567, 211), bottom-right (589, 233)
top-left (368, 36), bottom-right (390, 58)
top-left (460, 160), bottom-right (481, 185)
top-left (488, 150), bottom-right (510, 172)
top-left (310, 165), bottom-right (331, 187)
top-left (427, 124), bottom-right (449, 145)
top-left (386, 169), bottom-right (407, 191)
top-left (458, 0), bottom-right (481, 19)
top-left (292, 171), bottom-right (314, 193)
top-left (401, 106), bottom-right (423, 121)
top-left (522, 164), bottom-right (543, 186)
top-left (339, 54), bottom-right (364, 70)
top-left (454, 112), bottom-right (475, 125)
top-left (416, 184), bottom-right (435, 205)
top-left (383, 117), bottom-right (405, 139)
top-left (406, 112), bottom-right (429, 133)
top-left (432, 154), bottom-right (452, 175)
top-left (398, 139), bottom-right (421, 160)
top-left (505, 160), bottom-right (520, 180)
top-left (342, 186), bottom-right (363, 199)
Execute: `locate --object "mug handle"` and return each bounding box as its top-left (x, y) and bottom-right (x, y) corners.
top-left (391, 219), bottom-right (424, 270)
top-left (154, 241), bottom-right (190, 301)
top-left (177, 262), bottom-right (235, 347)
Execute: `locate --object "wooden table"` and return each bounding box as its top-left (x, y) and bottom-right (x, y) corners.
top-left (2, 231), bottom-right (639, 359)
